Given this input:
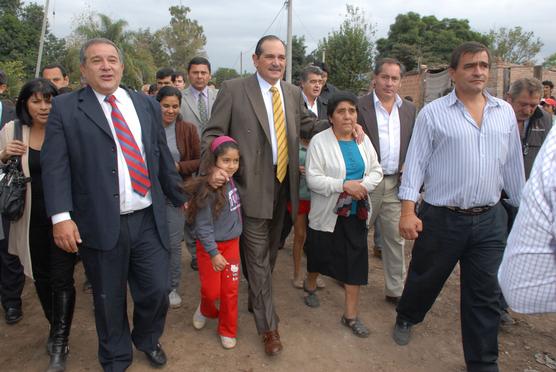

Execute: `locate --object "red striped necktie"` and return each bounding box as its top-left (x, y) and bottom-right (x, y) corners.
top-left (105, 95), bottom-right (151, 196)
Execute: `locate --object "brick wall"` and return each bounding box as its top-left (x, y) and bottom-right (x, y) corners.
top-left (400, 71), bottom-right (422, 106)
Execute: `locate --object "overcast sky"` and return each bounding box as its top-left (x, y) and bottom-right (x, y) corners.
top-left (39, 0), bottom-right (555, 73)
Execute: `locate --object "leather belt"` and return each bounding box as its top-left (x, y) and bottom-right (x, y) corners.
top-left (446, 205), bottom-right (493, 216)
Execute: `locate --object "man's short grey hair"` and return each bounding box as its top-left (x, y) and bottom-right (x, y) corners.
top-left (508, 77), bottom-right (543, 99)
top-left (80, 38), bottom-right (124, 65)
top-left (301, 66), bottom-right (323, 82)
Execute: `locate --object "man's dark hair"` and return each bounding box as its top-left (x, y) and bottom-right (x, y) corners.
top-left (80, 38), bottom-right (124, 64)
top-left (0, 69), bottom-right (8, 85)
top-left (172, 70), bottom-right (186, 83)
top-left (313, 61), bottom-right (330, 75)
top-left (327, 91), bottom-right (358, 117)
top-left (187, 57), bottom-right (211, 73)
top-left (41, 63), bottom-right (68, 77)
top-left (301, 66), bottom-right (323, 82)
top-left (254, 35), bottom-right (286, 57)
top-left (148, 84), bottom-right (158, 95)
top-left (16, 78), bottom-right (58, 126)
top-left (542, 80), bottom-right (554, 89)
top-left (449, 42), bottom-right (491, 70)
top-left (374, 58), bottom-right (406, 77)
top-left (156, 67), bottom-right (174, 80)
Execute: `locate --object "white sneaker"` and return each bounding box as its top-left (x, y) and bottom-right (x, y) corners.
top-left (192, 304), bottom-right (206, 330)
top-left (169, 289), bottom-right (182, 309)
top-left (220, 335), bottom-right (237, 349)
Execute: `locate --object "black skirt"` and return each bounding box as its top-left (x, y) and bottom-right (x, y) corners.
top-left (306, 215), bottom-right (368, 285)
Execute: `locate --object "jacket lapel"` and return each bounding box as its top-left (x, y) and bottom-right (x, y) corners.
top-left (245, 74), bottom-right (271, 144)
top-left (77, 87), bottom-right (114, 140)
top-left (359, 94), bottom-right (380, 161)
top-left (398, 102), bottom-right (412, 169)
top-left (184, 90), bottom-right (201, 122)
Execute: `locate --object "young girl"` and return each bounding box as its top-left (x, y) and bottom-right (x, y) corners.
top-left (185, 136), bottom-right (242, 349)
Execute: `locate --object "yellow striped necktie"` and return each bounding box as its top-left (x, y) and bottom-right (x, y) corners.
top-left (270, 86), bottom-right (288, 183)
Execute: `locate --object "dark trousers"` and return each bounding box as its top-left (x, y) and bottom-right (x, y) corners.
top-left (80, 207), bottom-right (170, 372)
top-left (29, 221), bottom-right (77, 322)
top-left (240, 177), bottom-right (288, 334)
top-left (0, 218), bottom-right (24, 311)
top-left (397, 203), bottom-right (507, 372)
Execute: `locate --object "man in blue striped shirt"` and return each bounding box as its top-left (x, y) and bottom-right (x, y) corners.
top-left (393, 42), bottom-right (526, 372)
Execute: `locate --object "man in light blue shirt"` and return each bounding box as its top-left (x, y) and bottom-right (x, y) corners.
top-left (393, 42), bottom-right (526, 372)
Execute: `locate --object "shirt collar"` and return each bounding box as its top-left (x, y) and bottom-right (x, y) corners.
top-left (189, 85), bottom-right (208, 98)
top-left (372, 91), bottom-right (402, 109)
top-left (256, 72), bottom-right (281, 93)
top-left (447, 88), bottom-right (500, 108)
top-left (94, 86), bottom-right (126, 104)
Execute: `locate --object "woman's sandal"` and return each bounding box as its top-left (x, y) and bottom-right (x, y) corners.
top-left (303, 280), bottom-right (320, 308)
top-left (341, 315), bottom-right (370, 338)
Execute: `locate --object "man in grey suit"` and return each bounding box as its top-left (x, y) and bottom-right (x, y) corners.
top-left (357, 58), bottom-right (416, 305)
top-left (180, 56), bottom-right (217, 138)
top-left (179, 56), bottom-right (217, 271)
top-left (201, 35), bottom-right (331, 356)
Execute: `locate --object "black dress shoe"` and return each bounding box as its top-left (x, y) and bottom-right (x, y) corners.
top-left (190, 258), bottom-right (198, 271)
top-left (144, 344), bottom-right (167, 368)
top-left (5, 307), bottom-right (23, 324)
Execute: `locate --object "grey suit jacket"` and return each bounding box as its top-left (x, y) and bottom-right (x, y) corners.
top-left (201, 74), bottom-right (325, 220)
top-left (180, 87), bottom-right (218, 137)
top-left (357, 93), bottom-right (416, 173)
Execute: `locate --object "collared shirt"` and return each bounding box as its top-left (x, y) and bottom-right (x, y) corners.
top-left (257, 72), bottom-right (286, 165)
top-left (498, 127), bottom-right (556, 314)
top-left (374, 91), bottom-right (402, 175)
top-left (302, 92), bottom-right (319, 117)
top-left (188, 85), bottom-right (209, 109)
top-left (399, 89), bottom-right (525, 208)
top-left (52, 87), bottom-right (152, 224)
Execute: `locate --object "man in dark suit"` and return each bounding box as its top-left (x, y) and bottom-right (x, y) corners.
top-left (201, 35), bottom-right (329, 356)
top-left (41, 38), bottom-right (186, 371)
top-left (0, 70), bottom-right (15, 129)
top-left (357, 58), bottom-right (416, 305)
top-left (300, 65), bottom-right (327, 120)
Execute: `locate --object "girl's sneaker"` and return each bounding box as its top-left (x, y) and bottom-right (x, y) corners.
top-left (192, 304), bottom-right (206, 330)
top-left (220, 336), bottom-right (237, 349)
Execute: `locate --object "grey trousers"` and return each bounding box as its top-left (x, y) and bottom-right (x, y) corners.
top-left (183, 222), bottom-right (197, 260)
top-left (166, 204), bottom-right (185, 290)
top-left (369, 175), bottom-right (406, 297)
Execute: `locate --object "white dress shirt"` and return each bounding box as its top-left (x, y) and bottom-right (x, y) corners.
top-left (52, 87), bottom-right (152, 224)
top-left (498, 126), bottom-right (556, 314)
top-left (374, 91), bottom-right (402, 175)
top-left (302, 92), bottom-right (319, 117)
top-left (257, 73), bottom-right (286, 165)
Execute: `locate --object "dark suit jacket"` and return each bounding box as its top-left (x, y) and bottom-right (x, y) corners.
top-left (0, 99), bottom-right (15, 129)
top-left (41, 86), bottom-right (186, 251)
top-left (522, 107), bottom-right (552, 179)
top-left (357, 93), bottom-right (417, 173)
top-left (303, 96), bottom-right (328, 121)
top-left (201, 74), bottom-right (326, 219)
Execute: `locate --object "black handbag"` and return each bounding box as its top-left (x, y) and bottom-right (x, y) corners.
top-left (0, 120), bottom-right (31, 221)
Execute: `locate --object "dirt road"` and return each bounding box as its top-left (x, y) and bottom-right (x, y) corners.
top-left (1, 236), bottom-right (554, 371)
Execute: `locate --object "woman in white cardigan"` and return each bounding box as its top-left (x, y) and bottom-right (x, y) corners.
top-left (305, 91), bottom-right (383, 338)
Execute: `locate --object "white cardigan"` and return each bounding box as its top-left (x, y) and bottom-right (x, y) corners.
top-left (306, 127), bottom-right (383, 232)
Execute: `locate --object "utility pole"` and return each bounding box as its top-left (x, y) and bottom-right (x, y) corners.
top-left (35, 0), bottom-right (50, 78)
top-left (240, 51), bottom-right (243, 76)
top-left (322, 49), bottom-right (326, 63)
top-left (285, 0), bottom-right (292, 83)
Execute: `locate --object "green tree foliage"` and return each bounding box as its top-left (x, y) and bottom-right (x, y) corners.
top-left (212, 67), bottom-right (239, 87)
top-left (544, 52), bottom-right (556, 68)
top-left (314, 5), bottom-right (375, 93)
top-left (376, 12), bottom-right (489, 71)
top-left (487, 27), bottom-right (543, 64)
top-left (0, 59), bottom-right (26, 98)
top-left (290, 35), bottom-right (307, 85)
top-left (0, 0), bottom-right (66, 78)
top-left (156, 6), bottom-right (206, 72)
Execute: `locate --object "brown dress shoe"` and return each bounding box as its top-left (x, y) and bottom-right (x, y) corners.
top-left (262, 330), bottom-right (283, 356)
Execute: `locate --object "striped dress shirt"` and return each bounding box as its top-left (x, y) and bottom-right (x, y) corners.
top-left (399, 90), bottom-right (525, 208)
top-left (498, 127), bottom-right (556, 313)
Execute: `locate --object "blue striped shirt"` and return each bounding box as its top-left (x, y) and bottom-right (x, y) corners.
top-left (498, 126), bottom-right (556, 313)
top-left (399, 90), bottom-right (525, 208)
